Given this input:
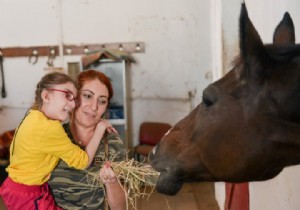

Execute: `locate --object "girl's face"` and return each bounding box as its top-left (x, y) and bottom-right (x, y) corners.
top-left (42, 82), bottom-right (77, 122)
top-left (74, 79), bottom-right (109, 128)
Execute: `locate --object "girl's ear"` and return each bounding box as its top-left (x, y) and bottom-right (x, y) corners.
top-left (41, 89), bottom-right (50, 104)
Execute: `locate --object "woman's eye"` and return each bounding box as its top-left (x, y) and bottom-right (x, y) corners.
top-left (83, 93), bottom-right (92, 99)
top-left (98, 99), bottom-right (107, 105)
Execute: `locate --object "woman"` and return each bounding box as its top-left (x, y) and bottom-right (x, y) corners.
top-left (49, 70), bottom-right (127, 210)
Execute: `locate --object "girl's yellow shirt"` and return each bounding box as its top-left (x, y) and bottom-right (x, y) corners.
top-left (6, 109), bottom-right (88, 185)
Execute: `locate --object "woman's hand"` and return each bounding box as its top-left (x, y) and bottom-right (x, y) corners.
top-left (100, 161), bottom-right (127, 210)
top-left (99, 161), bottom-right (118, 184)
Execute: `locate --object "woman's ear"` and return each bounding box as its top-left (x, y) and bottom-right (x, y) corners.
top-left (41, 89), bottom-right (50, 104)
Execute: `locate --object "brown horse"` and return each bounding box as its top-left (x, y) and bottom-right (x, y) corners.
top-left (149, 3), bottom-right (300, 196)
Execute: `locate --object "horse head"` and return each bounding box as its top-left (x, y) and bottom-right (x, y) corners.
top-left (149, 3), bottom-right (300, 196)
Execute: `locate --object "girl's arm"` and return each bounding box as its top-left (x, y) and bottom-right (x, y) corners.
top-left (85, 119), bottom-right (116, 167)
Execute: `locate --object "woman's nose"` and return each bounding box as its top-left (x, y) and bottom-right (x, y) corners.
top-left (90, 99), bottom-right (98, 111)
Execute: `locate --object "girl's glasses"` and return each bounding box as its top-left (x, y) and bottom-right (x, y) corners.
top-left (48, 88), bottom-right (76, 101)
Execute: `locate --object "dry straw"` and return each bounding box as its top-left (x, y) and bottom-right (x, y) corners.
top-left (85, 158), bottom-right (160, 209)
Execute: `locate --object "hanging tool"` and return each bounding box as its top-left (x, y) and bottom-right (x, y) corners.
top-left (0, 52), bottom-right (6, 98)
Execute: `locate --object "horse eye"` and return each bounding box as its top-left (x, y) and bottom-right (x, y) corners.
top-left (202, 95), bottom-right (213, 107)
top-left (202, 85), bottom-right (218, 107)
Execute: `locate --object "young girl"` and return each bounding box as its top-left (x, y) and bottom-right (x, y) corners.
top-left (0, 72), bottom-right (116, 209)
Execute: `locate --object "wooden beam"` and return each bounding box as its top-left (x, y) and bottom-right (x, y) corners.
top-left (0, 46), bottom-right (59, 57)
top-left (63, 42), bottom-right (145, 55)
top-left (0, 42), bottom-right (145, 58)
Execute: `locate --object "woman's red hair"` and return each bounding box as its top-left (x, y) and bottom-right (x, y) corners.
top-left (77, 69), bottom-right (114, 101)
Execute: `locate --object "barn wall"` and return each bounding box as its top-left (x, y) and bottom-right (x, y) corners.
top-left (214, 0), bottom-right (300, 210)
top-left (0, 0), bottom-right (213, 149)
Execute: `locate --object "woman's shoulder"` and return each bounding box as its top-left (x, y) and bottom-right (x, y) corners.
top-left (104, 133), bottom-right (127, 161)
top-left (106, 132), bottom-right (123, 142)
top-left (105, 133), bottom-right (126, 150)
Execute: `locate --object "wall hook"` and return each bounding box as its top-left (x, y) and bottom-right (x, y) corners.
top-left (84, 46), bottom-right (89, 54)
top-left (28, 49), bottom-right (39, 64)
top-left (135, 43), bottom-right (141, 52)
top-left (119, 44), bottom-right (124, 51)
top-left (47, 48), bottom-right (56, 67)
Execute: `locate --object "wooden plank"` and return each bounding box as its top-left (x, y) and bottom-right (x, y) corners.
top-left (63, 42), bottom-right (145, 55)
top-left (0, 46), bottom-right (59, 57)
top-left (0, 42), bottom-right (145, 58)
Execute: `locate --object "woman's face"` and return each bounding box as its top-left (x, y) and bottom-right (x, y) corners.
top-left (74, 79), bottom-right (109, 128)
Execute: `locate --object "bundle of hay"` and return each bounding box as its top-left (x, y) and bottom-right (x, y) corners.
top-left (85, 158), bottom-right (160, 209)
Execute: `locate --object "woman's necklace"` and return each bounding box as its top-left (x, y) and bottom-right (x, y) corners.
top-left (70, 123), bottom-right (85, 146)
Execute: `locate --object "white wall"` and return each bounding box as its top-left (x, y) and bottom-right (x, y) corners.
top-left (214, 0), bottom-right (300, 210)
top-left (0, 0), bottom-right (61, 131)
top-left (0, 0), bottom-right (213, 148)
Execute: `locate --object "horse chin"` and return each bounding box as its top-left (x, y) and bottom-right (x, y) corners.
top-left (155, 171), bottom-right (184, 196)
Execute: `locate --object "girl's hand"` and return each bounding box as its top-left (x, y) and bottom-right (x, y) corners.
top-left (99, 161), bottom-right (118, 184)
top-left (106, 125), bottom-right (118, 134)
top-left (97, 119), bottom-right (118, 134)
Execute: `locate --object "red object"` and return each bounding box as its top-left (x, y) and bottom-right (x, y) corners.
top-left (0, 177), bottom-right (62, 210)
top-left (134, 122), bottom-right (172, 161)
top-left (0, 130), bottom-right (15, 159)
top-left (139, 122), bottom-right (172, 145)
top-left (225, 183), bottom-right (249, 210)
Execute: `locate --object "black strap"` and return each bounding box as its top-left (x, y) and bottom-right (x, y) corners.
top-left (104, 134), bottom-right (109, 210)
top-left (11, 110), bottom-right (31, 156)
top-left (0, 54), bottom-right (6, 98)
top-left (104, 135), bottom-right (109, 161)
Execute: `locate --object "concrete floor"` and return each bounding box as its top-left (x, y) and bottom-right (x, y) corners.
top-left (130, 183), bottom-right (220, 210)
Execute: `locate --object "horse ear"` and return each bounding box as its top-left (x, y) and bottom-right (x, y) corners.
top-left (273, 12), bottom-right (295, 45)
top-left (239, 3), bottom-right (268, 81)
top-left (239, 3), bottom-right (265, 61)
